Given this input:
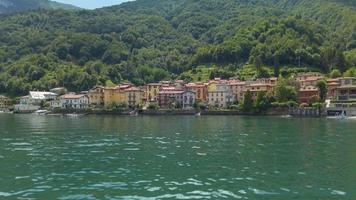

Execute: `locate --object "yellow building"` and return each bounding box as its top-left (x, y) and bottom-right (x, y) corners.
top-left (88, 86), bottom-right (104, 107)
top-left (103, 85), bottom-right (131, 107)
top-left (0, 95), bottom-right (12, 110)
top-left (146, 83), bottom-right (162, 102)
top-left (243, 83), bottom-right (275, 100)
top-left (124, 87), bottom-right (144, 107)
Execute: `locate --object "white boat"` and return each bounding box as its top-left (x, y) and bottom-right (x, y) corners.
top-left (66, 113), bottom-right (86, 118)
top-left (195, 112), bottom-right (201, 116)
top-left (34, 110), bottom-right (49, 115)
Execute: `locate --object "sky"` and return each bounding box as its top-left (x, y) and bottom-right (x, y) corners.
top-left (54, 0), bottom-right (133, 9)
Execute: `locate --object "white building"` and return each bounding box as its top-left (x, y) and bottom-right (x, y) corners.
top-left (182, 91), bottom-right (196, 110)
top-left (14, 91), bottom-right (57, 112)
top-left (59, 93), bottom-right (89, 110)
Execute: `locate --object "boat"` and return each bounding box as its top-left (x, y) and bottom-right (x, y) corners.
top-left (195, 112), bottom-right (201, 116)
top-left (129, 110), bottom-right (138, 116)
top-left (66, 113), bottom-right (86, 118)
top-left (34, 110), bottom-right (49, 115)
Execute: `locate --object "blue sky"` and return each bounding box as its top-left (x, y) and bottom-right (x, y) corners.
top-left (54, 0), bottom-right (133, 9)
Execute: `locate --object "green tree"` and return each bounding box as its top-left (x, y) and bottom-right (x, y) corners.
top-left (275, 79), bottom-right (297, 102)
top-left (330, 69), bottom-right (342, 78)
top-left (242, 90), bottom-right (254, 112)
top-left (316, 80), bottom-right (327, 101)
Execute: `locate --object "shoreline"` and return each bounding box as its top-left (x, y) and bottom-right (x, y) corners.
top-left (10, 107), bottom-right (326, 118)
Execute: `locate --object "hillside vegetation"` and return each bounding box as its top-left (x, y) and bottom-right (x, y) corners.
top-left (0, 0), bottom-right (78, 14)
top-left (0, 0), bottom-right (355, 95)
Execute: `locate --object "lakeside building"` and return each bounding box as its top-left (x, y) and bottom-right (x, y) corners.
top-left (185, 82), bottom-right (208, 102)
top-left (332, 77), bottom-right (356, 102)
top-left (298, 86), bottom-right (320, 104)
top-left (88, 86), bottom-right (105, 107)
top-left (228, 80), bottom-right (247, 103)
top-left (124, 87), bottom-right (144, 107)
top-left (157, 90), bottom-right (184, 108)
top-left (182, 91), bottom-right (196, 109)
top-left (57, 93), bottom-right (89, 110)
top-left (0, 95), bottom-right (12, 111)
top-left (14, 91), bottom-right (57, 112)
top-left (103, 84), bottom-right (132, 107)
top-left (243, 82), bottom-right (275, 101)
top-left (146, 83), bottom-right (162, 102)
top-left (296, 73), bottom-right (323, 88)
top-left (327, 79), bottom-right (341, 100)
top-left (327, 77), bottom-right (356, 116)
top-left (207, 82), bottom-right (235, 108)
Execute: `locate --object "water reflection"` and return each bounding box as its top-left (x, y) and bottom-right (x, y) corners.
top-left (0, 115), bottom-right (355, 199)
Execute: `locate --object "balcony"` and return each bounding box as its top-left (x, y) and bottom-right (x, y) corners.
top-left (338, 95), bottom-right (349, 101)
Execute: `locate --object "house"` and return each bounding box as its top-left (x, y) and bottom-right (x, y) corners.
top-left (326, 79), bottom-right (341, 100)
top-left (327, 78), bottom-right (356, 116)
top-left (228, 80), bottom-right (247, 103)
top-left (326, 77), bottom-right (356, 101)
top-left (157, 90), bottom-right (184, 108)
top-left (14, 91), bottom-right (57, 112)
top-left (243, 82), bottom-right (275, 101)
top-left (185, 82), bottom-right (207, 102)
top-left (103, 84), bottom-right (132, 107)
top-left (0, 95), bottom-right (12, 111)
top-left (88, 86), bottom-right (105, 107)
top-left (123, 87), bottom-right (144, 107)
top-left (298, 86), bottom-right (320, 104)
top-left (146, 83), bottom-right (162, 102)
top-left (296, 73), bottom-right (323, 88)
top-left (182, 91), bottom-right (196, 109)
top-left (207, 82), bottom-right (235, 108)
top-left (59, 93), bottom-right (89, 110)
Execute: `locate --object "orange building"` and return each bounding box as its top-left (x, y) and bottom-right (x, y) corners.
top-left (185, 82), bottom-right (207, 102)
top-left (298, 86), bottom-right (320, 104)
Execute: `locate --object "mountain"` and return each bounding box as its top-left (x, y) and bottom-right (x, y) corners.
top-left (0, 0), bottom-right (355, 95)
top-left (0, 0), bottom-right (79, 14)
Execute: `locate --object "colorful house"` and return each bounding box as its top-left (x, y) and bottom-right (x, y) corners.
top-left (228, 80), bottom-right (246, 103)
top-left (296, 73), bottom-right (323, 88)
top-left (207, 82), bottom-right (235, 108)
top-left (146, 83), bottom-right (162, 102)
top-left (243, 83), bottom-right (275, 101)
top-left (124, 87), bottom-right (144, 107)
top-left (185, 82), bottom-right (207, 102)
top-left (103, 84), bottom-right (131, 107)
top-left (0, 95), bottom-right (12, 111)
top-left (157, 90), bottom-right (184, 108)
top-left (88, 86), bottom-right (105, 107)
top-left (298, 86), bottom-right (320, 104)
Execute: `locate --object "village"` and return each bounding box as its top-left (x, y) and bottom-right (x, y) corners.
top-left (1, 72), bottom-right (356, 117)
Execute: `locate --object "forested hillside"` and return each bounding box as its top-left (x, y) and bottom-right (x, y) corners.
top-left (0, 0), bottom-right (355, 95)
top-left (0, 0), bottom-right (78, 14)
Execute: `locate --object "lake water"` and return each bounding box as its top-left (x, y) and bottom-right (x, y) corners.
top-left (0, 114), bottom-right (355, 199)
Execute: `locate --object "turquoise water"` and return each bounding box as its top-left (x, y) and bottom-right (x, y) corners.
top-left (0, 114), bottom-right (355, 199)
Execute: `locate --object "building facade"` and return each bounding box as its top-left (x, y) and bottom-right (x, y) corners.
top-left (157, 90), bottom-right (184, 108)
top-left (298, 86), bottom-right (320, 104)
top-left (88, 86), bottom-right (105, 107)
top-left (59, 94), bottom-right (89, 110)
top-left (182, 91), bottom-right (196, 110)
top-left (207, 83), bottom-right (235, 108)
top-left (0, 95), bottom-right (12, 111)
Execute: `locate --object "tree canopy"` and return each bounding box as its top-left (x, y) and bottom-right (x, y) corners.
top-left (0, 0), bottom-right (355, 95)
